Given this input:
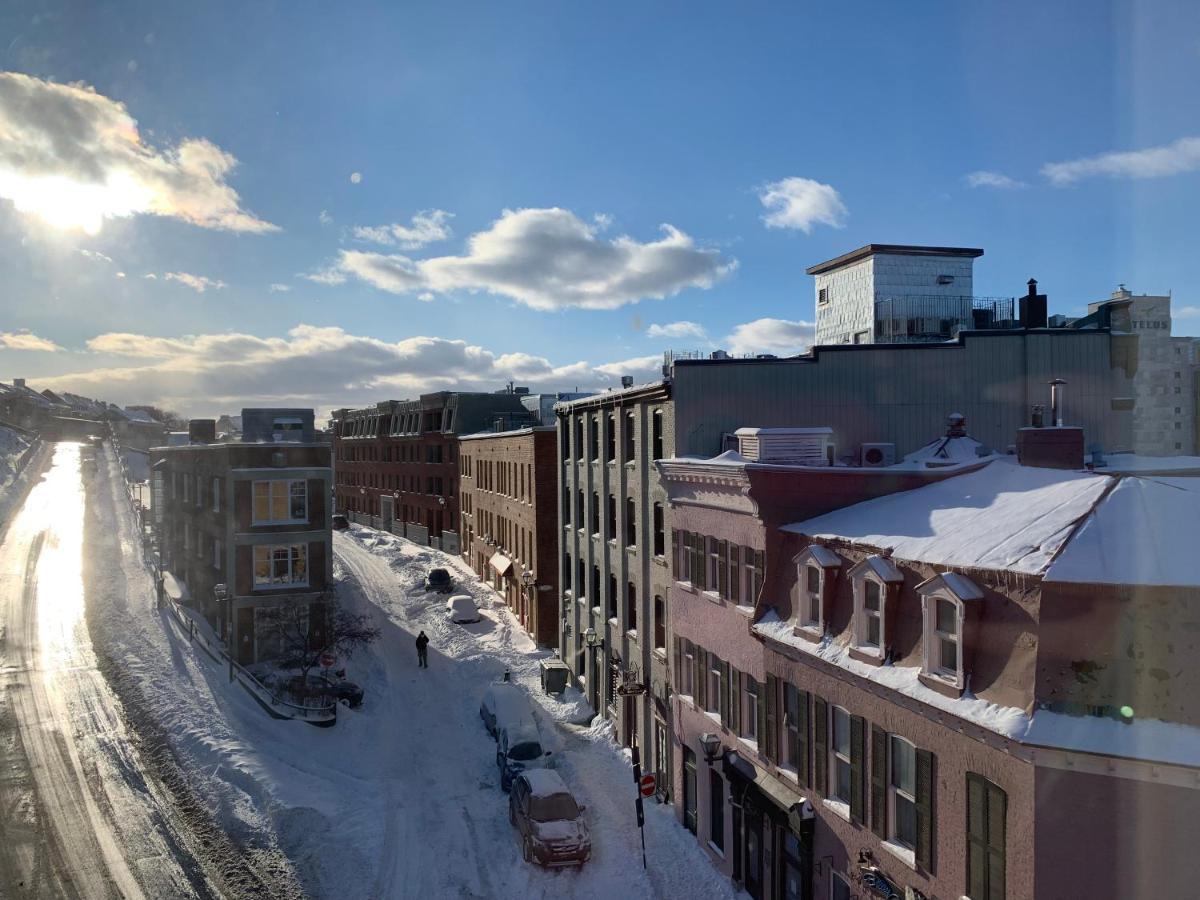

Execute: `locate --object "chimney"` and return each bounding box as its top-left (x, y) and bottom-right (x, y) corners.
top-left (946, 412), bottom-right (967, 438)
top-left (621, 375), bottom-right (634, 388)
top-left (188, 418), bottom-right (217, 443)
top-left (13, 377), bottom-right (25, 388)
top-left (1016, 380), bottom-right (1083, 468)
top-left (1020, 278), bottom-right (1048, 329)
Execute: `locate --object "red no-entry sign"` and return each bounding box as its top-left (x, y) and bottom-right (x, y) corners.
top-left (639, 774), bottom-right (656, 797)
top-left (320, 653), bottom-right (336, 669)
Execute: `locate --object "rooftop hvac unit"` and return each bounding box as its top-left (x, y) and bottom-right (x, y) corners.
top-left (860, 443), bottom-right (895, 467)
top-left (735, 427), bottom-right (834, 466)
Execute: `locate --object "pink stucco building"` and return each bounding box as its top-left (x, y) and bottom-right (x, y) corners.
top-left (661, 422), bottom-right (1200, 900)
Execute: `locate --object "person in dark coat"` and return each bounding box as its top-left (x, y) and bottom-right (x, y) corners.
top-left (415, 631), bottom-right (429, 668)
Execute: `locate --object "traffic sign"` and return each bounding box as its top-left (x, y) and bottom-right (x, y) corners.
top-left (319, 652), bottom-right (336, 669)
top-left (639, 774), bottom-right (656, 797)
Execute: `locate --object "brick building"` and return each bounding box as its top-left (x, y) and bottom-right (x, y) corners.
top-left (151, 409), bottom-right (332, 666)
top-left (661, 423), bottom-right (1200, 900)
top-left (330, 389), bottom-right (532, 550)
top-left (459, 425), bottom-right (560, 645)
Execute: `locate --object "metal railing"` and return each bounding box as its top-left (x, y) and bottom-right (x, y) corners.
top-left (873, 294), bottom-right (1017, 344)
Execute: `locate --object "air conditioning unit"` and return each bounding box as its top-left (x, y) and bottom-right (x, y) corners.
top-left (860, 443), bottom-right (896, 467)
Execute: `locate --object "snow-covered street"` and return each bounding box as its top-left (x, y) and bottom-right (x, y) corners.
top-left (83, 441), bottom-right (739, 899)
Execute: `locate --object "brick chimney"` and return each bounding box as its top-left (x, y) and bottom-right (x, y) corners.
top-left (1016, 379), bottom-right (1083, 469)
top-left (188, 419), bottom-right (217, 443)
top-left (13, 377), bottom-right (26, 388)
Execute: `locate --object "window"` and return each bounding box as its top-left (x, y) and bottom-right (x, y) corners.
top-left (212, 538), bottom-right (222, 569)
top-left (683, 748), bottom-right (697, 834)
top-left (682, 639), bottom-right (695, 695)
top-left (653, 503), bottom-right (665, 556)
top-left (927, 595), bottom-right (961, 680)
top-left (707, 653), bottom-right (722, 715)
top-left (653, 595), bottom-right (666, 650)
top-left (817, 287), bottom-right (829, 306)
top-left (211, 476), bottom-right (220, 512)
top-left (967, 773), bottom-right (1007, 900)
top-left (782, 685), bottom-right (808, 783)
top-left (624, 412), bottom-right (635, 462)
top-left (195, 474), bottom-right (202, 507)
top-left (889, 736), bottom-right (917, 850)
top-left (830, 705), bottom-right (852, 803)
top-left (625, 497), bottom-right (636, 547)
top-left (574, 417), bottom-right (583, 460)
top-left (742, 675), bottom-right (759, 742)
top-left (607, 494), bottom-right (617, 538)
top-left (253, 544), bottom-right (308, 587)
top-left (253, 480), bottom-right (308, 524)
top-left (626, 582), bottom-right (637, 632)
top-left (590, 492), bottom-right (600, 534)
top-left (577, 490), bottom-right (584, 528)
top-left (607, 574), bottom-right (618, 620)
top-left (709, 769), bottom-right (725, 852)
top-left (802, 564), bottom-right (822, 629)
top-left (606, 414), bottom-right (615, 462)
top-left (652, 409), bottom-right (664, 461)
top-left (744, 547), bottom-right (764, 602)
top-left (707, 537), bottom-right (725, 595)
top-left (830, 872), bottom-right (851, 900)
top-left (858, 578), bottom-right (883, 651)
top-left (590, 416), bottom-right (599, 460)
top-left (591, 566), bottom-right (601, 606)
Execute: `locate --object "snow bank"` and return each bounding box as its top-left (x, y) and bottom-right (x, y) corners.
top-left (0, 423), bottom-right (33, 493)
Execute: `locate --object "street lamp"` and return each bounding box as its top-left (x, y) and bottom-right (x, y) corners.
top-left (583, 626), bottom-right (602, 650)
top-left (700, 732), bottom-right (723, 764)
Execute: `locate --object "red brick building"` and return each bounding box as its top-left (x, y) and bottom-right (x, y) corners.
top-left (330, 390), bottom-right (531, 549)
top-left (459, 425), bottom-right (560, 645)
top-left (661, 424), bottom-right (1200, 900)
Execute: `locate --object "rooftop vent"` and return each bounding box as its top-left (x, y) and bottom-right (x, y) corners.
top-left (621, 375), bottom-right (634, 388)
top-left (734, 427), bottom-right (834, 466)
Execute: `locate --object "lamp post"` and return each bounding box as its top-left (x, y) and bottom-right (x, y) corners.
top-left (520, 570), bottom-right (536, 632)
top-left (700, 732), bottom-right (723, 765)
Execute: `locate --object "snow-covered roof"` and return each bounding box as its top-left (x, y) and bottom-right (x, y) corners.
top-left (783, 458), bottom-right (1110, 576)
top-left (123, 407), bottom-right (160, 424)
top-left (917, 571), bottom-right (984, 601)
top-left (849, 554), bottom-right (903, 583)
top-left (903, 434), bottom-right (987, 465)
top-left (796, 544), bottom-right (842, 568)
top-left (734, 427), bottom-right (833, 436)
top-left (1044, 476), bottom-right (1200, 586)
top-left (521, 768), bottom-right (570, 798)
top-left (1091, 454), bottom-right (1200, 475)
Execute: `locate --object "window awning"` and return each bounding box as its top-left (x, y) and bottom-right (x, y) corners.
top-left (723, 750), bottom-right (813, 827)
top-left (489, 553), bottom-right (513, 577)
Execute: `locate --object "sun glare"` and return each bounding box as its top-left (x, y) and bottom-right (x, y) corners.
top-left (0, 169), bottom-right (151, 235)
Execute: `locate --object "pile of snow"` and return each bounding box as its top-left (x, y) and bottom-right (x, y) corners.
top-left (0, 423), bottom-right (32, 493)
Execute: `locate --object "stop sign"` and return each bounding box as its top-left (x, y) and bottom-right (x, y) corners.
top-left (319, 652), bottom-right (336, 668)
top-left (639, 774), bottom-right (656, 797)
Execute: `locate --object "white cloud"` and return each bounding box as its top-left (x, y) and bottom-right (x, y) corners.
top-left (0, 329), bottom-right (63, 352)
top-left (78, 248), bottom-right (114, 263)
top-left (353, 209), bottom-right (454, 249)
top-left (48, 324), bottom-right (665, 415)
top-left (965, 170), bottom-right (1027, 190)
top-left (116, 271), bottom-right (125, 278)
top-left (758, 177), bottom-right (847, 233)
top-left (1174, 306), bottom-right (1200, 318)
top-left (1042, 136), bottom-right (1200, 185)
top-left (142, 273), bottom-right (157, 280)
top-left (315, 207), bottom-right (735, 311)
top-left (268, 283), bottom-right (291, 292)
top-left (164, 271), bottom-right (227, 292)
top-left (318, 209), bottom-right (332, 225)
top-left (725, 318), bottom-right (814, 356)
top-left (349, 172), bottom-right (362, 184)
top-left (0, 71), bottom-right (277, 235)
top-left (646, 321), bottom-right (708, 340)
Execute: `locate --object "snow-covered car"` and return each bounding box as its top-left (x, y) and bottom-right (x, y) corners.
top-left (479, 679), bottom-right (532, 737)
top-left (497, 722), bottom-right (553, 791)
top-left (332, 513), bottom-right (349, 530)
top-left (446, 594), bottom-right (480, 624)
top-left (308, 674), bottom-right (364, 709)
top-left (509, 770), bottom-right (590, 868)
top-left (424, 567), bottom-right (454, 593)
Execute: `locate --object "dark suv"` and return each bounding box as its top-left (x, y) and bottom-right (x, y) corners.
top-left (508, 770), bottom-right (590, 868)
top-left (424, 567), bottom-right (453, 593)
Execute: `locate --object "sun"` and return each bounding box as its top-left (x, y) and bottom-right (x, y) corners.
top-left (0, 169), bottom-right (152, 235)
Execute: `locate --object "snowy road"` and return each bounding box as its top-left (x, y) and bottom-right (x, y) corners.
top-left (0, 444), bottom-right (211, 899)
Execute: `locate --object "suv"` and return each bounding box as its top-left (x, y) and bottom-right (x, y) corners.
top-left (509, 770), bottom-right (590, 868)
top-left (424, 568), bottom-right (453, 593)
top-left (331, 513), bottom-right (349, 531)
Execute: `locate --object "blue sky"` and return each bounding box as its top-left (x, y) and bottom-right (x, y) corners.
top-left (1, 0), bottom-right (1198, 415)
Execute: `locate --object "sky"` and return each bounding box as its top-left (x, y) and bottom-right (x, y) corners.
top-left (1, 0), bottom-right (1199, 417)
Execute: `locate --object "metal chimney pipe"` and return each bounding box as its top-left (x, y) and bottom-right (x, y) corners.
top-left (1049, 379), bottom-right (1067, 427)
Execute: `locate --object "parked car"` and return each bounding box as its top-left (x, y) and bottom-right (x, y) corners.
top-left (285, 673), bottom-right (365, 709)
top-left (479, 679), bottom-right (532, 738)
top-left (424, 567), bottom-right (453, 593)
top-left (332, 513), bottom-right (349, 530)
top-left (497, 721), bottom-right (553, 791)
top-left (446, 594), bottom-right (480, 624)
top-left (509, 770), bottom-right (590, 868)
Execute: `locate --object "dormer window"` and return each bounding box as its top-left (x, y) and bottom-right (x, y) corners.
top-left (916, 572), bottom-right (983, 693)
top-left (792, 544), bottom-right (841, 637)
top-left (847, 554), bottom-right (902, 662)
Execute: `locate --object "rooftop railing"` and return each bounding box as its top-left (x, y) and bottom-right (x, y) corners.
top-left (873, 294), bottom-right (1017, 344)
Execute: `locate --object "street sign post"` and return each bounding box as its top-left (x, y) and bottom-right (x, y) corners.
top-left (631, 746), bottom-right (648, 869)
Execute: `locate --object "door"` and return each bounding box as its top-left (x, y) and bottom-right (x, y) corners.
top-left (780, 827), bottom-right (805, 900)
top-left (236, 606), bottom-right (255, 666)
top-left (654, 718), bottom-right (669, 801)
top-left (622, 694), bottom-right (637, 749)
top-left (744, 804), bottom-right (764, 900)
top-left (380, 495), bottom-right (394, 532)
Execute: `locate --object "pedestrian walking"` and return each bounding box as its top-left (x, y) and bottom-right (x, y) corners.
top-left (416, 630), bottom-right (429, 668)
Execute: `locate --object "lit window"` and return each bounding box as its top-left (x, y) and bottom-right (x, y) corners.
top-left (253, 544), bottom-right (308, 586)
top-left (253, 480), bottom-right (308, 524)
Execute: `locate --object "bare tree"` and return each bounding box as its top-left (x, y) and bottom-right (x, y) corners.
top-left (258, 591), bottom-right (380, 685)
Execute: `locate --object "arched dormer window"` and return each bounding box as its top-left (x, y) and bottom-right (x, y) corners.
top-left (791, 544), bottom-right (842, 639)
top-left (847, 554), bottom-right (903, 663)
top-left (916, 572), bottom-right (983, 693)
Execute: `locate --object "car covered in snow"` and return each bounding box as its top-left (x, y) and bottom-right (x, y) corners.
top-left (508, 769), bottom-right (590, 868)
top-left (496, 721), bottom-right (553, 791)
top-left (479, 678), bottom-right (535, 738)
top-left (424, 567), bottom-right (454, 593)
top-left (307, 673), bottom-right (364, 709)
top-left (446, 594), bottom-right (480, 624)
